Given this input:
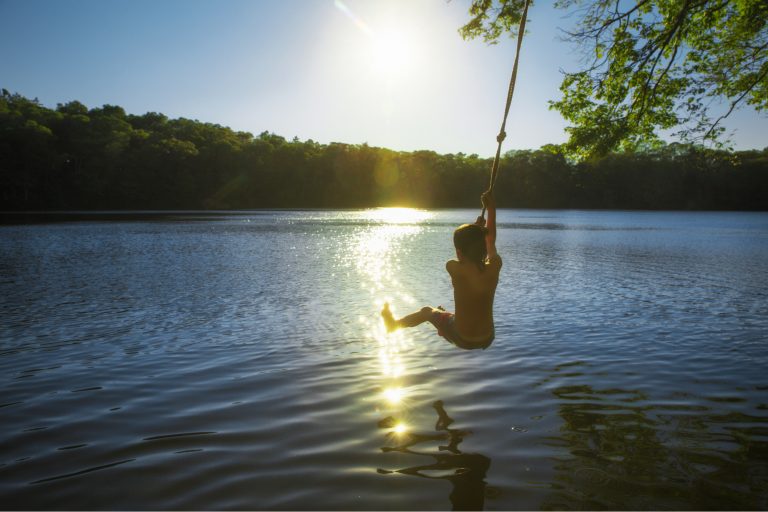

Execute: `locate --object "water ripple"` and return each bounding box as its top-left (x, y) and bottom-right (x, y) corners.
top-left (1, 210), bottom-right (767, 509)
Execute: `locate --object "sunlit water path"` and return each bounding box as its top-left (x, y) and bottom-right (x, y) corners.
top-left (1, 209), bottom-right (767, 510)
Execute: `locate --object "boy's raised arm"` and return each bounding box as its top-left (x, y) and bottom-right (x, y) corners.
top-left (481, 191), bottom-right (498, 260)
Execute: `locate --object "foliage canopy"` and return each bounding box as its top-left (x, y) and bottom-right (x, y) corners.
top-left (460, 0), bottom-right (768, 157)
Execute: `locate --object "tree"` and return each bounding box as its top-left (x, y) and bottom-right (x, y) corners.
top-left (460, 0), bottom-right (768, 157)
top-left (1, 91), bottom-right (765, 211)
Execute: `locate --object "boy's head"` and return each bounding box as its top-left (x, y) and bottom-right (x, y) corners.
top-left (454, 223), bottom-right (488, 270)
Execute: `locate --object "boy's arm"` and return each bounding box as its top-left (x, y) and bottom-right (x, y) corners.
top-left (482, 191), bottom-right (500, 262)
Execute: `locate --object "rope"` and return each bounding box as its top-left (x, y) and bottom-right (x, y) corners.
top-left (481, 0), bottom-right (531, 219)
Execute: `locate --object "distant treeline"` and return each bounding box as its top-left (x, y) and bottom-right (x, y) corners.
top-left (1, 90), bottom-right (767, 211)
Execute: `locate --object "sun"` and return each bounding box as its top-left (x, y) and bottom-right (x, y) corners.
top-left (333, 0), bottom-right (421, 82)
top-left (370, 29), bottom-right (413, 78)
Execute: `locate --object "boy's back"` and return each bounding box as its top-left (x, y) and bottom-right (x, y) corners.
top-left (447, 254), bottom-right (501, 340)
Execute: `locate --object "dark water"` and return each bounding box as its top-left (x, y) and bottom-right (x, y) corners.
top-left (1, 209), bottom-right (767, 510)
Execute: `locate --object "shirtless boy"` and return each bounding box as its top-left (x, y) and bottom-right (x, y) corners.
top-left (381, 190), bottom-right (502, 350)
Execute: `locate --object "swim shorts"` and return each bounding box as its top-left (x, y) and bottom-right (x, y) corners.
top-left (428, 310), bottom-right (494, 350)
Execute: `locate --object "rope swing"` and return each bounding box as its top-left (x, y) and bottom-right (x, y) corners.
top-left (481, 0), bottom-right (531, 220)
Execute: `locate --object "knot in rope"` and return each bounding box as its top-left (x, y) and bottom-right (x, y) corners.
top-left (496, 131), bottom-right (507, 144)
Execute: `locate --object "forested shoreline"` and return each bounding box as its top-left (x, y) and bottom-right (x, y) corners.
top-left (1, 90), bottom-right (766, 211)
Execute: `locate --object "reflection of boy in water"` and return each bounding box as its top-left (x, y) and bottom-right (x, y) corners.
top-left (382, 191), bottom-right (502, 350)
top-left (378, 400), bottom-right (492, 511)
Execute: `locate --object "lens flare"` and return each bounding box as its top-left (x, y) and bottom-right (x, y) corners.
top-left (333, 0), bottom-right (373, 37)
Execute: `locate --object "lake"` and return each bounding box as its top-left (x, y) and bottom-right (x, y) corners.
top-left (1, 209), bottom-right (767, 510)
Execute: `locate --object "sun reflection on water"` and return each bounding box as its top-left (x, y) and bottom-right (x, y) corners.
top-left (363, 207), bottom-right (433, 225)
top-left (382, 386), bottom-right (404, 405)
top-left (350, 208), bottom-right (433, 435)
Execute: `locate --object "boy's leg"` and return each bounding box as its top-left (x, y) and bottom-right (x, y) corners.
top-left (396, 306), bottom-right (435, 328)
top-left (382, 303), bottom-right (435, 332)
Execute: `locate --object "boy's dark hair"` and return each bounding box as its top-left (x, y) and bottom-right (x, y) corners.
top-left (454, 224), bottom-right (488, 271)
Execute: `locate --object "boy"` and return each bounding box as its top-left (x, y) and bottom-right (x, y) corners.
top-left (381, 190), bottom-right (501, 350)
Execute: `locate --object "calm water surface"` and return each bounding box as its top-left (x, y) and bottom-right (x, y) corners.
top-left (1, 209), bottom-right (767, 510)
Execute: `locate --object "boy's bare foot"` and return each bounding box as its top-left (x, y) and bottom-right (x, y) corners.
top-left (381, 302), bottom-right (398, 332)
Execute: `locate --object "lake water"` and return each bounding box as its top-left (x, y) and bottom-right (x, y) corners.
top-left (1, 209), bottom-right (767, 510)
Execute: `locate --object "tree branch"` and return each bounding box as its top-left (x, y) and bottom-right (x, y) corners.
top-left (703, 61), bottom-right (768, 140)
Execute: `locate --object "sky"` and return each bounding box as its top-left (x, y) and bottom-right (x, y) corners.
top-left (1, 0), bottom-right (765, 157)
